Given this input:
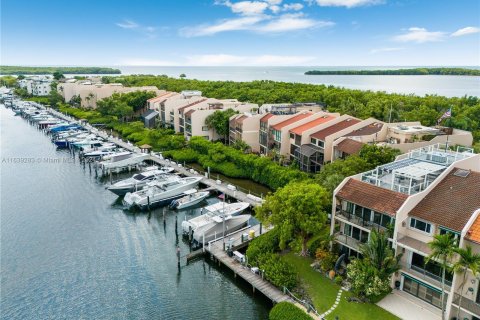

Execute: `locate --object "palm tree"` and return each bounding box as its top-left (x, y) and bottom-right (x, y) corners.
top-left (359, 229), bottom-right (402, 279)
top-left (427, 234), bottom-right (456, 320)
top-left (452, 245), bottom-right (480, 320)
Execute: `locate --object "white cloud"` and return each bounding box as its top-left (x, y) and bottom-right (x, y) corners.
top-left (265, 0), bottom-right (282, 5)
top-left (180, 16), bottom-right (266, 37)
top-left (181, 1), bottom-right (332, 37)
top-left (116, 19), bottom-right (159, 38)
top-left (315, 0), bottom-right (384, 8)
top-left (116, 20), bottom-right (139, 29)
top-left (283, 3), bottom-right (304, 10)
top-left (393, 27), bottom-right (447, 43)
top-left (370, 47), bottom-right (404, 54)
top-left (185, 54), bottom-right (316, 66)
top-left (257, 13), bottom-right (334, 32)
top-left (451, 26), bottom-right (480, 37)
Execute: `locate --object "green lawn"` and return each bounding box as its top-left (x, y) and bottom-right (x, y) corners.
top-left (282, 253), bottom-right (400, 320)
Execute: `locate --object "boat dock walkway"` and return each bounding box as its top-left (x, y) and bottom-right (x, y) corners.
top-left (204, 224), bottom-right (292, 304)
top-left (48, 108), bottom-right (264, 207)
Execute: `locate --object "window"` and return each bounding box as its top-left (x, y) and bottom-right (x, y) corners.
top-left (346, 202), bottom-right (354, 214)
top-left (202, 126), bottom-right (209, 131)
top-left (311, 137), bottom-right (316, 145)
top-left (410, 218), bottom-right (431, 234)
top-left (402, 276), bottom-right (445, 309)
top-left (290, 133), bottom-right (295, 139)
top-left (272, 130), bottom-right (281, 142)
top-left (318, 140), bottom-right (325, 148)
top-left (439, 227), bottom-right (460, 244)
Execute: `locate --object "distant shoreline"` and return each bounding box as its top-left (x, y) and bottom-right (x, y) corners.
top-left (305, 68), bottom-right (480, 76)
top-left (0, 66), bottom-right (121, 75)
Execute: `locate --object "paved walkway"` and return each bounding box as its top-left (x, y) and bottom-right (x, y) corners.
top-left (376, 290), bottom-right (441, 320)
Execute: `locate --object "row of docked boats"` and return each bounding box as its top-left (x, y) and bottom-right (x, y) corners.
top-left (6, 99), bottom-right (253, 248)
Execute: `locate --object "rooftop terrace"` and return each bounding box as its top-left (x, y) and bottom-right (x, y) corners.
top-left (360, 143), bottom-right (475, 195)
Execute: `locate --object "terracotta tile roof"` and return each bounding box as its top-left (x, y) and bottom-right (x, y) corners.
top-left (310, 118), bottom-right (360, 140)
top-left (289, 115), bottom-right (336, 135)
top-left (336, 138), bottom-right (365, 155)
top-left (344, 122), bottom-right (384, 137)
top-left (467, 215), bottom-right (480, 244)
top-left (410, 169), bottom-right (480, 232)
top-left (177, 98), bottom-right (208, 113)
top-left (271, 112), bottom-right (312, 131)
top-left (337, 179), bottom-right (408, 217)
top-left (260, 113), bottom-right (274, 122)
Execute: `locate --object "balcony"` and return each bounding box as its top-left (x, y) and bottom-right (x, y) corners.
top-left (400, 261), bottom-right (452, 289)
top-left (335, 210), bottom-right (389, 234)
top-left (334, 232), bottom-right (362, 252)
top-left (452, 293), bottom-right (480, 317)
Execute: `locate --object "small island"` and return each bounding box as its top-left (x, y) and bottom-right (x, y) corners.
top-left (305, 67), bottom-right (480, 76)
top-left (0, 66), bottom-right (121, 75)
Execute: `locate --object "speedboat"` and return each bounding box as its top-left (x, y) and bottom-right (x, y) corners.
top-left (169, 189), bottom-right (210, 209)
top-left (81, 145), bottom-right (118, 160)
top-left (123, 176), bottom-right (203, 210)
top-left (192, 214), bottom-right (252, 246)
top-left (107, 166), bottom-right (175, 196)
top-left (98, 151), bottom-right (150, 173)
top-left (181, 201), bottom-right (250, 235)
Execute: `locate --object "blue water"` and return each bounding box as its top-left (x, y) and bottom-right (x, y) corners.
top-left (0, 106), bottom-right (270, 319)
top-left (111, 66), bottom-right (480, 98)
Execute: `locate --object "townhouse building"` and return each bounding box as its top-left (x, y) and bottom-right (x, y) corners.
top-left (331, 144), bottom-right (480, 319)
top-left (229, 113), bottom-right (264, 152)
top-left (18, 76), bottom-right (53, 96)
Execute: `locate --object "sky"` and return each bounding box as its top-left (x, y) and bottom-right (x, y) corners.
top-left (2, 0), bottom-right (480, 66)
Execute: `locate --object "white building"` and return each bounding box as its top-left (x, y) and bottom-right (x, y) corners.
top-left (18, 76), bottom-right (53, 96)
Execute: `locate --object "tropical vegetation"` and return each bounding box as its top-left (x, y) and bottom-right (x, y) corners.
top-left (347, 230), bottom-right (401, 300)
top-left (427, 234), bottom-right (457, 320)
top-left (0, 66), bottom-right (121, 75)
top-left (305, 68), bottom-right (480, 76)
top-left (452, 245), bottom-right (480, 320)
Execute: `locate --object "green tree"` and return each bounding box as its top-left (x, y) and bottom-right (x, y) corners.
top-left (205, 109), bottom-right (238, 140)
top-left (452, 245), bottom-right (480, 320)
top-left (231, 139), bottom-right (250, 152)
top-left (179, 73), bottom-right (186, 78)
top-left (17, 75), bottom-right (26, 80)
top-left (52, 71), bottom-right (64, 80)
top-left (316, 155), bottom-right (370, 194)
top-left (358, 144), bottom-right (401, 168)
top-left (427, 234), bottom-right (456, 320)
top-left (347, 230), bottom-right (401, 299)
top-left (256, 181), bottom-right (330, 256)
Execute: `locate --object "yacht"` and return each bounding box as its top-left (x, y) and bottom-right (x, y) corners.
top-left (192, 214), bottom-right (252, 246)
top-left (123, 176), bottom-right (203, 210)
top-left (98, 151), bottom-right (150, 172)
top-left (181, 202), bottom-right (250, 235)
top-left (107, 166), bottom-right (175, 196)
top-left (169, 189), bottom-right (210, 209)
top-left (81, 144), bottom-right (118, 160)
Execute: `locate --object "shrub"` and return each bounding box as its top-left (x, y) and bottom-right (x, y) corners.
top-left (269, 302), bottom-right (312, 320)
top-left (258, 253), bottom-right (297, 289)
top-left (334, 275), bottom-right (343, 285)
top-left (246, 228), bottom-right (280, 265)
top-left (164, 148), bottom-right (200, 163)
top-left (315, 248), bottom-right (337, 272)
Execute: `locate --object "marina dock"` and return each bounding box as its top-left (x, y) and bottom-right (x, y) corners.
top-left (47, 108), bottom-right (264, 207)
top-left (203, 224), bottom-right (293, 304)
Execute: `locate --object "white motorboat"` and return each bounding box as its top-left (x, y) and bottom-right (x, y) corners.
top-left (181, 201), bottom-right (250, 235)
top-left (192, 214), bottom-right (252, 246)
top-left (98, 151), bottom-right (150, 172)
top-left (107, 166), bottom-right (175, 196)
top-left (169, 189), bottom-right (210, 209)
top-left (81, 145), bottom-right (118, 159)
top-left (123, 176), bottom-right (203, 210)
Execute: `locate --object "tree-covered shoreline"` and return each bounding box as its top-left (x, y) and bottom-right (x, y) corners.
top-left (0, 66), bottom-right (121, 75)
top-left (305, 68), bottom-right (480, 76)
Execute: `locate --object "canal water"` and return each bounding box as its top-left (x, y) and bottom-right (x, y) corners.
top-left (0, 106), bottom-right (271, 319)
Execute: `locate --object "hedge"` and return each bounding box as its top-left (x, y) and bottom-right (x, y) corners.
top-left (269, 302), bottom-right (313, 320)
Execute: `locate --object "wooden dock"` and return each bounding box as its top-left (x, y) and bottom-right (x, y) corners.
top-left (204, 224), bottom-right (293, 304)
